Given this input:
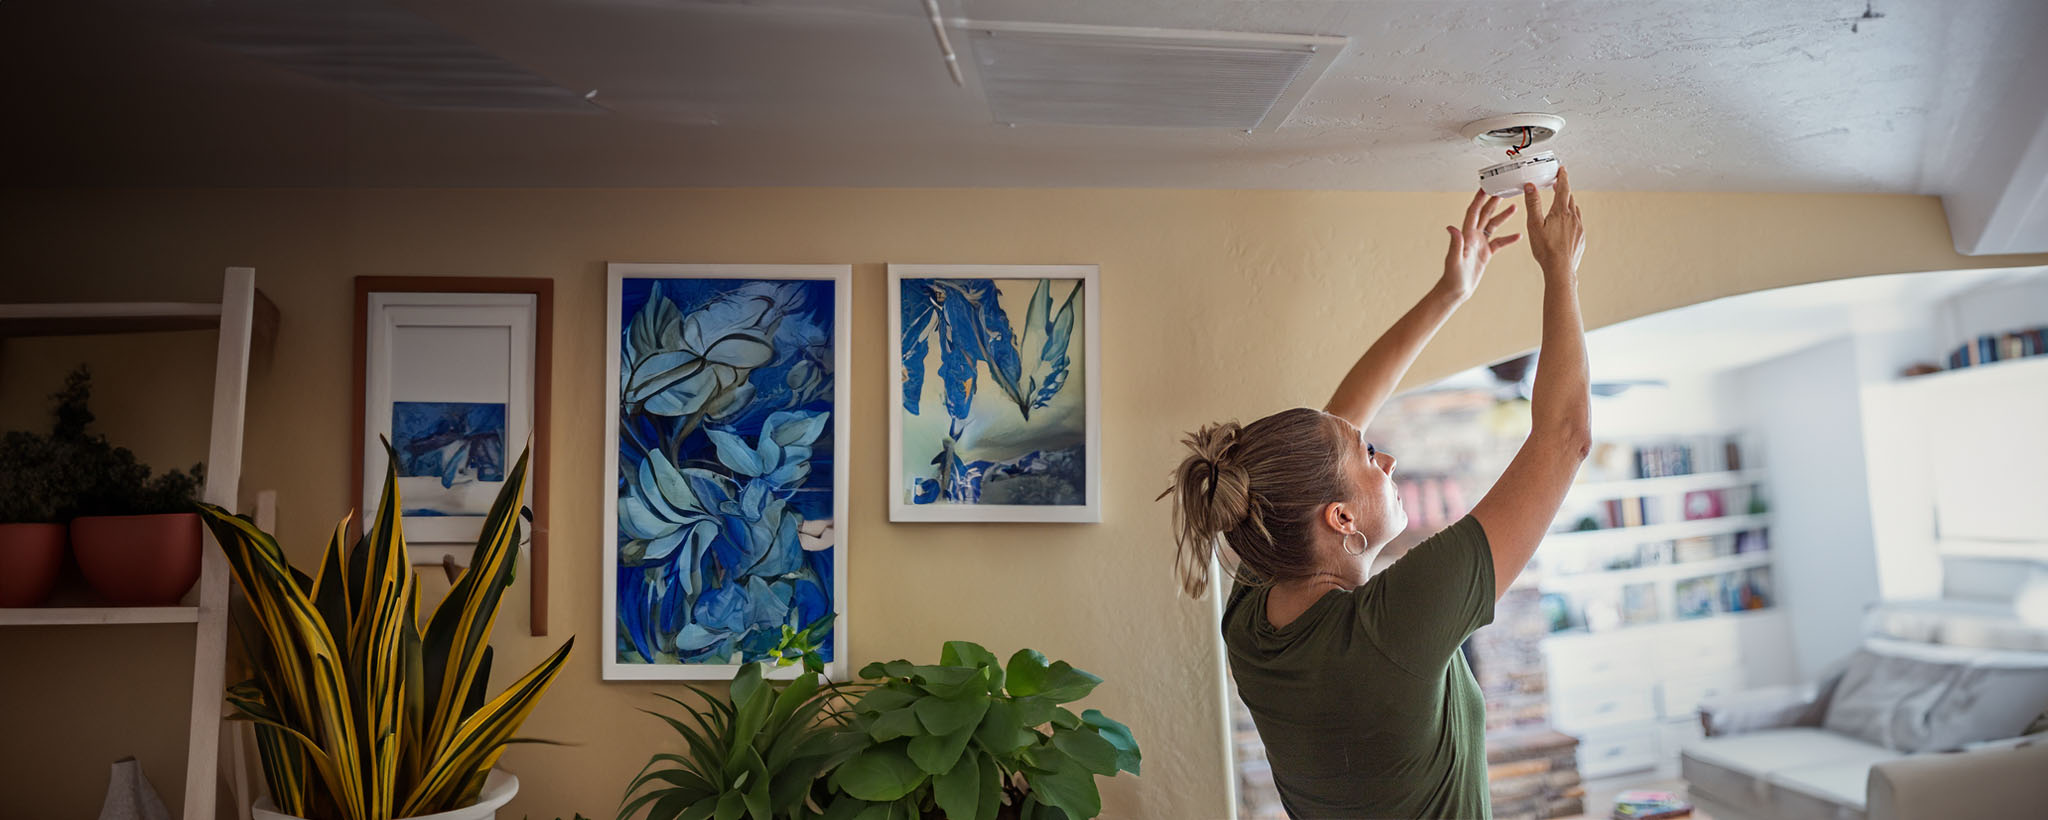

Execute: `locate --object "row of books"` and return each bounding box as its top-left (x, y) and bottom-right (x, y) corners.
top-left (1563, 486), bottom-right (1763, 533)
top-left (1946, 327), bottom-right (2048, 369)
top-left (1633, 438), bottom-right (1744, 478)
top-left (1539, 563), bottom-right (1775, 632)
top-left (1544, 528), bottom-right (1769, 576)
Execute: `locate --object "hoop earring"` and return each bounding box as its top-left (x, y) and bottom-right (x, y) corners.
top-left (1342, 530), bottom-right (1367, 556)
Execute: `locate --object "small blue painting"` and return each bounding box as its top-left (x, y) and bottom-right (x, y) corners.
top-left (899, 277), bottom-right (1087, 507)
top-left (392, 401), bottom-right (507, 492)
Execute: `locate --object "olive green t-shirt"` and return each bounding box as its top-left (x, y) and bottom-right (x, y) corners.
top-left (1224, 514), bottom-right (1496, 820)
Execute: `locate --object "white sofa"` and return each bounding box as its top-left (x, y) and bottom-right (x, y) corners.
top-left (1679, 634), bottom-right (2048, 820)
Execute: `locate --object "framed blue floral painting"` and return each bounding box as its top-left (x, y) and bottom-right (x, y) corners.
top-left (888, 265), bottom-right (1101, 523)
top-left (604, 264), bottom-right (850, 680)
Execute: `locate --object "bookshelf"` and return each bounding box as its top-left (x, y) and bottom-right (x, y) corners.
top-left (0, 270), bottom-right (274, 820)
top-left (1534, 435), bottom-right (1796, 780)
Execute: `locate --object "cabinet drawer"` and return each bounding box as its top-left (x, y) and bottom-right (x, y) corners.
top-left (1654, 622), bottom-right (1741, 671)
top-left (1552, 682), bottom-right (1658, 731)
top-left (1545, 636), bottom-right (1656, 688)
top-left (1658, 671), bottom-right (1745, 719)
top-left (1575, 727), bottom-right (1660, 779)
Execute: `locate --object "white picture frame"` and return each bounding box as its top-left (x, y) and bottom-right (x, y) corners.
top-left (888, 264), bottom-right (1102, 523)
top-left (604, 264), bottom-right (851, 681)
top-left (360, 292), bottom-right (537, 568)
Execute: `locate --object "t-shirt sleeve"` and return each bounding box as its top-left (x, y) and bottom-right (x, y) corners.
top-left (1354, 514), bottom-right (1496, 677)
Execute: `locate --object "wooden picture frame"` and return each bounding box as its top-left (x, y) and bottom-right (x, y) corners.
top-left (351, 277), bottom-right (554, 637)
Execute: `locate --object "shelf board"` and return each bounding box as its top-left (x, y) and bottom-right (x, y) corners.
top-left (1565, 469), bottom-right (1768, 503)
top-left (1539, 551), bottom-right (1772, 590)
top-left (1541, 606), bottom-right (1783, 645)
top-left (1541, 513), bottom-right (1771, 549)
top-left (0, 290), bottom-right (277, 349)
top-left (0, 606), bottom-right (201, 626)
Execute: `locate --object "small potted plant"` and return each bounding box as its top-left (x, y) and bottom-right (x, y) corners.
top-left (821, 642), bottom-right (1141, 820)
top-left (15, 365), bottom-right (210, 606)
top-left (208, 444), bottom-right (572, 820)
top-left (0, 427), bottom-right (69, 607)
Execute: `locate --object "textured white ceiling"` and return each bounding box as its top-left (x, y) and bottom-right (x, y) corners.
top-left (0, 0), bottom-right (2041, 190)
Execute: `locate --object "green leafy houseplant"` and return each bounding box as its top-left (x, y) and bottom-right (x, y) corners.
top-left (0, 365), bottom-right (204, 523)
top-left (619, 617), bottom-right (862, 820)
top-left (823, 643), bottom-right (1139, 820)
top-left (198, 444), bottom-right (573, 820)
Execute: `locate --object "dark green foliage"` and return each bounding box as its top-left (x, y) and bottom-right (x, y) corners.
top-left (0, 365), bottom-right (205, 523)
top-left (826, 642), bottom-right (1140, 820)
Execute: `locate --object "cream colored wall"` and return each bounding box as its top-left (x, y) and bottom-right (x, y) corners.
top-left (2, 188), bottom-right (2038, 820)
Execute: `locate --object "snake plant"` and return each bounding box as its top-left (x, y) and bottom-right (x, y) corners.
top-left (198, 444), bottom-right (572, 820)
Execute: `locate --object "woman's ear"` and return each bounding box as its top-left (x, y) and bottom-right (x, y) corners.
top-left (1321, 500), bottom-right (1352, 534)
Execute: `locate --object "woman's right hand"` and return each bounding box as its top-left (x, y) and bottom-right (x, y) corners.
top-left (1523, 167), bottom-right (1585, 279)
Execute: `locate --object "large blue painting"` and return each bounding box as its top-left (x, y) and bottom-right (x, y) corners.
top-left (605, 267), bottom-right (846, 679)
top-left (891, 267), bottom-right (1099, 522)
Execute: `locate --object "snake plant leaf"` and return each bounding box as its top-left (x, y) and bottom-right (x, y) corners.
top-left (420, 445), bottom-right (532, 758)
top-left (400, 637), bottom-right (574, 816)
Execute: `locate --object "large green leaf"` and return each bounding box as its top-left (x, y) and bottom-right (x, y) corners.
top-left (852, 686), bottom-right (918, 716)
top-left (939, 642), bottom-right (1004, 694)
top-left (1050, 728), bottom-right (1119, 776)
top-left (858, 660), bottom-right (915, 680)
top-left (907, 726), bottom-right (975, 776)
top-left (1004, 652), bottom-right (1101, 704)
top-left (971, 701), bottom-right (1032, 754)
top-left (1024, 754), bottom-right (1100, 820)
top-left (866, 707), bottom-right (921, 742)
top-left (830, 742), bottom-right (926, 802)
top-left (909, 666), bottom-right (982, 699)
top-left (930, 751), bottom-right (981, 820)
top-left (1080, 710), bottom-right (1140, 776)
top-left (974, 754), bottom-right (1002, 820)
top-left (913, 692), bottom-right (990, 736)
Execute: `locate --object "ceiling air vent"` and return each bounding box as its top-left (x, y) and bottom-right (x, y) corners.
top-left (956, 20), bottom-right (1345, 132)
top-left (189, 2), bottom-right (598, 113)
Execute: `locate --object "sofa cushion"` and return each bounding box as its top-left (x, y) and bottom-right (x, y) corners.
top-left (1770, 756), bottom-right (1899, 818)
top-left (1822, 639), bottom-right (2048, 752)
top-left (1680, 728), bottom-right (1899, 815)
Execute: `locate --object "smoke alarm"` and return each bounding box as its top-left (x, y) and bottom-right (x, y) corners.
top-left (1460, 113), bottom-right (1565, 151)
top-left (1463, 113), bottom-right (1565, 196)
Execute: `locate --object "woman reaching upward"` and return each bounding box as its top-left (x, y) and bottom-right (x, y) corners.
top-left (1167, 172), bottom-right (1590, 819)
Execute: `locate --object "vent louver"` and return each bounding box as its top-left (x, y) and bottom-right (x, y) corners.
top-left (960, 21), bottom-right (1345, 132)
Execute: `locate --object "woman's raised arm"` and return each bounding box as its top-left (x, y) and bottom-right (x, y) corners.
top-left (1324, 190), bottom-right (1521, 429)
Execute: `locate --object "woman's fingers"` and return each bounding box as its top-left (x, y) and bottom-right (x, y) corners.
top-left (1463, 189), bottom-right (1489, 234)
top-left (1523, 183), bottom-right (1545, 229)
top-left (1446, 225), bottom-right (1464, 260)
top-left (1485, 204), bottom-right (1517, 234)
top-left (1488, 233), bottom-right (1522, 253)
top-left (1551, 167), bottom-right (1572, 216)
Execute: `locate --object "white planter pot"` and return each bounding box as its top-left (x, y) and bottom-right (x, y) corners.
top-left (251, 770), bottom-right (519, 820)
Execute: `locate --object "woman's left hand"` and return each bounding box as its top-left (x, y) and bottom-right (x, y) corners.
top-left (1440, 190), bottom-right (1521, 300)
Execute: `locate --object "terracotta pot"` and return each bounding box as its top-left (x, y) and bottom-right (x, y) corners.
top-left (72, 513), bottom-right (202, 606)
top-left (0, 523), bottom-right (67, 607)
